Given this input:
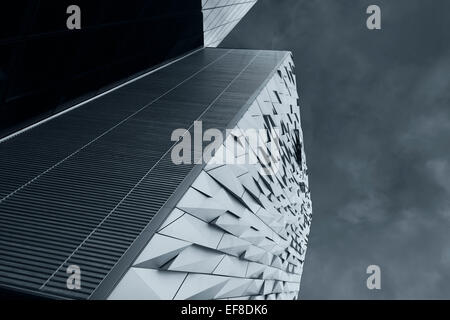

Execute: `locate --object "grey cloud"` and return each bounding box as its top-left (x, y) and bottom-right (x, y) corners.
top-left (223, 0), bottom-right (450, 299)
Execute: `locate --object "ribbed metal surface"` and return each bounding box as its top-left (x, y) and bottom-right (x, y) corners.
top-left (0, 48), bottom-right (287, 299)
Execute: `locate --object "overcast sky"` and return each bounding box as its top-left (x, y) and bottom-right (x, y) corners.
top-left (222, 0), bottom-right (450, 299)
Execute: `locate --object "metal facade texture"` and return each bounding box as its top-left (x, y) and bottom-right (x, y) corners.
top-left (109, 53), bottom-right (312, 300)
top-left (202, 0), bottom-right (258, 47)
top-left (0, 48), bottom-right (298, 300)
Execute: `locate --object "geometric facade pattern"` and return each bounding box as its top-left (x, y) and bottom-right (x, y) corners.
top-left (0, 1), bottom-right (314, 301)
top-left (202, 0), bottom-right (258, 47)
top-left (109, 54), bottom-right (312, 300)
top-left (0, 48), bottom-right (300, 300)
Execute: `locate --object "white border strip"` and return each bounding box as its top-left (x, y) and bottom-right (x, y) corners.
top-left (0, 47), bottom-right (204, 144)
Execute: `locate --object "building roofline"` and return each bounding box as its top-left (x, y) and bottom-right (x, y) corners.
top-left (0, 47), bottom-right (204, 145)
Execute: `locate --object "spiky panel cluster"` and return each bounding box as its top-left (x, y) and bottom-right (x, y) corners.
top-left (109, 55), bottom-right (312, 300)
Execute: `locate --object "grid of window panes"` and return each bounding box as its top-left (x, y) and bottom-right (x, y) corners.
top-left (202, 0), bottom-right (257, 47)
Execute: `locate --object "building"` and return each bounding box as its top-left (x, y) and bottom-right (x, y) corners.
top-left (0, 1), bottom-right (312, 300)
top-left (0, 1), bottom-right (204, 138)
top-left (202, 0), bottom-right (258, 47)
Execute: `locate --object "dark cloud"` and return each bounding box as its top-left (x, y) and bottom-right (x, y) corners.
top-left (222, 0), bottom-right (450, 299)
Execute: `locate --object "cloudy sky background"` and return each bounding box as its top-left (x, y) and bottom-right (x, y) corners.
top-left (223, 0), bottom-right (450, 299)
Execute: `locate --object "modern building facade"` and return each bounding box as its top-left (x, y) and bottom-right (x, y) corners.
top-left (108, 51), bottom-right (312, 300)
top-left (0, 1), bottom-right (204, 138)
top-left (0, 1), bottom-right (312, 300)
top-left (202, 0), bottom-right (258, 47)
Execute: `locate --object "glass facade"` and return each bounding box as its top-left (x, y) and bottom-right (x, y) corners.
top-left (0, 1), bottom-right (203, 138)
top-left (202, 0), bottom-right (257, 47)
